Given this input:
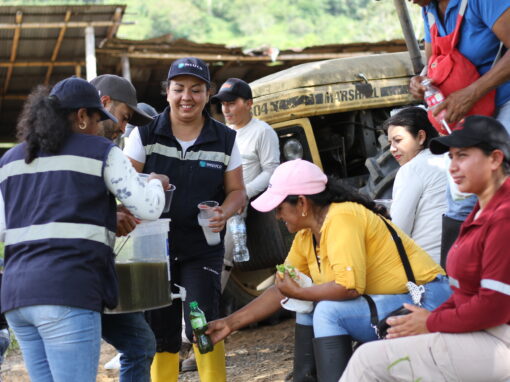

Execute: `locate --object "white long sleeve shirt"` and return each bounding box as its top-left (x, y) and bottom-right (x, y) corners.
top-left (391, 149), bottom-right (447, 264)
top-left (0, 146), bottom-right (165, 240)
top-left (232, 118), bottom-right (280, 199)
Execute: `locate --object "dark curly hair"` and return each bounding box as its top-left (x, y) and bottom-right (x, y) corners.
top-left (383, 106), bottom-right (438, 149)
top-left (16, 85), bottom-right (97, 163)
top-left (284, 176), bottom-right (390, 218)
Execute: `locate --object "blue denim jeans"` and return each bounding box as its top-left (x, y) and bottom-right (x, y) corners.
top-left (5, 305), bottom-right (101, 382)
top-left (101, 312), bottom-right (156, 382)
top-left (296, 275), bottom-right (452, 343)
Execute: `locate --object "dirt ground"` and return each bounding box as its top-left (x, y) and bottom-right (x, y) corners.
top-left (1, 318), bottom-right (295, 382)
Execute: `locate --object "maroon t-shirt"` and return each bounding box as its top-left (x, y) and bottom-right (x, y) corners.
top-left (427, 178), bottom-right (510, 332)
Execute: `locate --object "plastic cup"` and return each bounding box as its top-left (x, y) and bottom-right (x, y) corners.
top-left (163, 185), bottom-right (176, 213)
top-left (197, 201), bottom-right (221, 246)
top-left (374, 199), bottom-right (392, 211)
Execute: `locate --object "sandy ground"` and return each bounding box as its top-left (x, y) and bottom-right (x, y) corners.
top-left (1, 318), bottom-right (294, 382)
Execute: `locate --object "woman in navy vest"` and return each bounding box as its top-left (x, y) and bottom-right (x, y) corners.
top-left (124, 57), bottom-right (246, 382)
top-left (0, 77), bottom-right (167, 382)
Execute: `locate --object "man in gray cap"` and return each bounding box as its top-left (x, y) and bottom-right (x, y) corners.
top-left (91, 74), bottom-right (153, 142)
top-left (91, 74), bottom-right (156, 382)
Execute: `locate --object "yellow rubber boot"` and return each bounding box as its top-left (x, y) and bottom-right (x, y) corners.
top-left (150, 351), bottom-right (179, 382)
top-left (193, 340), bottom-right (226, 382)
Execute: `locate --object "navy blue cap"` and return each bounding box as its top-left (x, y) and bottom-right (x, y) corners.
top-left (50, 77), bottom-right (118, 123)
top-left (211, 78), bottom-right (253, 104)
top-left (167, 57), bottom-right (210, 85)
top-left (430, 115), bottom-right (510, 159)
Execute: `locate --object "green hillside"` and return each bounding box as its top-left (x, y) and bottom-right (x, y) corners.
top-left (1, 0), bottom-right (425, 49)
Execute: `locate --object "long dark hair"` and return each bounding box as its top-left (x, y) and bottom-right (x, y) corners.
top-left (16, 85), bottom-right (97, 164)
top-left (285, 176), bottom-right (390, 218)
top-left (383, 106), bottom-right (438, 148)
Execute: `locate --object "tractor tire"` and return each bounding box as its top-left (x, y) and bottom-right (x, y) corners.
top-left (360, 134), bottom-right (399, 200)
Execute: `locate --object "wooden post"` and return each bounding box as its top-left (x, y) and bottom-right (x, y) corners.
top-left (85, 25), bottom-right (97, 81)
top-left (121, 55), bottom-right (131, 82)
top-left (393, 0), bottom-right (423, 75)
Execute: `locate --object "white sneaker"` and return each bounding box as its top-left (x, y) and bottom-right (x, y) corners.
top-left (104, 353), bottom-right (122, 370)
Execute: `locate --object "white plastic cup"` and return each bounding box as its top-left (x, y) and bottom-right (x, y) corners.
top-left (163, 185), bottom-right (176, 213)
top-left (197, 201), bottom-right (221, 246)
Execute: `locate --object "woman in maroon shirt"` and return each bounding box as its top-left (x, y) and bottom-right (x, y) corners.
top-left (340, 115), bottom-right (510, 382)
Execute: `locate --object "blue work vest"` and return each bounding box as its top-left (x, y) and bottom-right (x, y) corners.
top-left (138, 107), bottom-right (236, 260)
top-left (0, 133), bottom-right (118, 313)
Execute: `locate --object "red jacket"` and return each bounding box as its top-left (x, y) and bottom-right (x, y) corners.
top-left (427, 178), bottom-right (510, 332)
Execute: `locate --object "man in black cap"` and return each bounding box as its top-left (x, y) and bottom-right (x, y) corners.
top-left (91, 74), bottom-right (153, 142)
top-left (91, 74), bottom-right (157, 382)
top-left (210, 78), bottom-right (279, 289)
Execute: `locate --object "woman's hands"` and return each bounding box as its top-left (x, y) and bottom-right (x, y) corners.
top-left (208, 206), bottom-right (227, 233)
top-left (147, 172), bottom-right (170, 190)
top-left (206, 318), bottom-right (233, 345)
top-left (385, 303), bottom-right (431, 339)
top-left (275, 271), bottom-right (302, 299)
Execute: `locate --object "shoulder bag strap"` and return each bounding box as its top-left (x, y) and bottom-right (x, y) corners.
top-left (362, 295), bottom-right (379, 329)
top-left (380, 218), bottom-right (416, 283)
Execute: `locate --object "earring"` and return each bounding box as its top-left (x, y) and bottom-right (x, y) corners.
top-left (79, 122), bottom-right (87, 130)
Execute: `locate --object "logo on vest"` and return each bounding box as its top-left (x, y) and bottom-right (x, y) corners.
top-left (199, 160), bottom-right (223, 170)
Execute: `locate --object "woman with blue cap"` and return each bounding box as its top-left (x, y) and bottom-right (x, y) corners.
top-left (0, 77), bottom-right (168, 381)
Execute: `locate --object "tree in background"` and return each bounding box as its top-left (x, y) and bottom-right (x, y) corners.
top-left (2, 0), bottom-right (424, 49)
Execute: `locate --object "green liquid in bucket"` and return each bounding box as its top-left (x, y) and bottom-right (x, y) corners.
top-left (106, 262), bottom-right (171, 314)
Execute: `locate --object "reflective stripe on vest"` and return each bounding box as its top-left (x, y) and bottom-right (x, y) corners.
top-left (449, 276), bottom-right (460, 288)
top-left (145, 143), bottom-right (230, 166)
top-left (481, 279), bottom-right (510, 296)
top-left (0, 155), bottom-right (102, 182)
top-left (5, 222), bottom-right (115, 248)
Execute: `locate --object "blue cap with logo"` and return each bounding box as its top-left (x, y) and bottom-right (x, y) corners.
top-left (167, 57), bottom-right (210, 85)
top-left (49, 77), bottom-right (118, 123)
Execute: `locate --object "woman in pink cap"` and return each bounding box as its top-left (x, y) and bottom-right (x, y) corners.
top-left (206, 159), bottom-right (450, 382)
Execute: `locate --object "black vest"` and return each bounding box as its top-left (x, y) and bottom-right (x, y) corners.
top-left (138, 108), bottom-right (236, 260)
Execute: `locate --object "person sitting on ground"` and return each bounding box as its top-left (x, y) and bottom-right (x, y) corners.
top-left (340, 115), bottom-right (510, 382)
top-left (386, 106), bottom-right (447, 264)
top-left (206, 159), bottom-right (451, 382)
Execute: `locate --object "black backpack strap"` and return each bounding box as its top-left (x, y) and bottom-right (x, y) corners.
top-left (380, 218), bottom-right (416, 284)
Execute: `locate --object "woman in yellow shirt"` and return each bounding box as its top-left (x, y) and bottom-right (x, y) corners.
top-left (207, 159), bottom-right (450, 382)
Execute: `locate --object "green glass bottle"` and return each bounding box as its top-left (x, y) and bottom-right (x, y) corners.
top-left (189, 301), bottom-right (214, 354)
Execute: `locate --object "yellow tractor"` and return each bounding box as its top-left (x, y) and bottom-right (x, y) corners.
top-left (221, 1), bottom-right (426, 318)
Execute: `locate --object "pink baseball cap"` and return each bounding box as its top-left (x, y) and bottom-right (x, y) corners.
top-left (251, 159), bottom-right (328, 212)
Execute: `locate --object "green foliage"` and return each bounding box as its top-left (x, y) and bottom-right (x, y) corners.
top-left (3, 0), bottom-right (425, 49)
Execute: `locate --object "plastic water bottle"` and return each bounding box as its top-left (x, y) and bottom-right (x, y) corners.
top-left (189, 301), bottom-right (213, 354)
top-left (421, 78), bottom-right (451, 134)
top-left (229, 214), bottom-right (250, 262)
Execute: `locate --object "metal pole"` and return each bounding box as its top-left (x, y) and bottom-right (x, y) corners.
top-left (85, 25), bottom-right (97, 81)
top-left (121, 55), bottom-right (131, 82)
top-left (393, 0), bottom-right (424, 75)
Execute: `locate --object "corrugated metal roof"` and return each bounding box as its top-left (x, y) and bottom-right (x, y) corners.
top-left (0, 4), bottom-right (126, 142)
